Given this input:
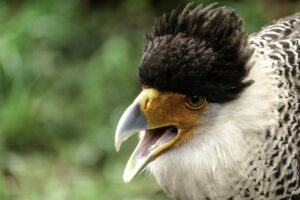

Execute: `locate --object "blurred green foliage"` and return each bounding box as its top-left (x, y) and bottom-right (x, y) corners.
top-left (0, 0), bottom-right (298, 199)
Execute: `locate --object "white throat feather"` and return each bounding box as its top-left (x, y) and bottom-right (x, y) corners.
top-left (148, 52), bottom-right (279, 200)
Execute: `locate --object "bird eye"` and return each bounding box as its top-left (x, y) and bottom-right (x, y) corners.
top-left (184, 95), bottom-right (206, 110)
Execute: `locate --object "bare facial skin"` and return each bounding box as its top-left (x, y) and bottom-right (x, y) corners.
top-left (115, 88), bottom-right (206, 182)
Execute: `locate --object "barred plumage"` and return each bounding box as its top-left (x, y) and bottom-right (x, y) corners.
top-left (116, 4), bottom-right (300, 200)
top-left (148, 6), bottom-right (300, 200)
top-left (244, 13), bottom-right (300, 199)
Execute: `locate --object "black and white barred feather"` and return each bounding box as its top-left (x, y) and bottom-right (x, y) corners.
top-left (242, 13), bottom-right (300, 200)
top-left (144, 4), bottom-right (300, 200)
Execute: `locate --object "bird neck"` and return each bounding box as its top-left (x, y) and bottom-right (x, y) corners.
top-left (148, 52), bottom-right (279, 200)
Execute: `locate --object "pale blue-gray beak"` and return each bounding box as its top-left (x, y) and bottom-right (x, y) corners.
top-left (115, 100), bottom-right (148, 152)
top-left (115, 90), bottom-right (180, 183)
top-left (115, 98), bottom-right (152, 183)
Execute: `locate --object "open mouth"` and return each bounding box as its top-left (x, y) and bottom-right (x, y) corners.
top-left (136, 126), bottom-right (179, 159)
top-left (122, 125), bottom-right (180, 182)
top-left (114, 97), bottom-right (183, 182)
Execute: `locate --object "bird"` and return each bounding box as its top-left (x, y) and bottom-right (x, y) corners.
top-left (115, 3), bottom-right (300, 200)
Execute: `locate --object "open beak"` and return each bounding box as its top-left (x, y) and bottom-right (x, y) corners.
top-left (115, 90), bottom-right (180, 182)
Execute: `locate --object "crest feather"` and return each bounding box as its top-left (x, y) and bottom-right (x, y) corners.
top-left (148, 2), bottom-right (246, 49)
top-left (139, 3), bottom-right (253, 103)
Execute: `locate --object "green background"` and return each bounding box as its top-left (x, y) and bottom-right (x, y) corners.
top-left (0, 0), bottom-right (298, 199)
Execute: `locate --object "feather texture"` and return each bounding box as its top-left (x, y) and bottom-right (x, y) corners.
top-left (138, 3), bottom-right (253, 103)
top-left (146, 4), bottom-right (300, 200)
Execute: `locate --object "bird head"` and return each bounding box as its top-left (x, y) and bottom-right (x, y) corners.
top-left (115, 3), bottom-right (253, 182)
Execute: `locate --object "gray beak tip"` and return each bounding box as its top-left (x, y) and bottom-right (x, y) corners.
top-left (115, 128), bottom-right (124, 152)
top-left (123, 175), bottom-right (131, 183)
top-left (114, 101), bottom-right (148, 153)
top-left (115, 139), bottom-right (121, 152)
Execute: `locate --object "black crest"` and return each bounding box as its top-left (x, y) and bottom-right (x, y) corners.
top-left (138, 3), bottom-right (253, 103)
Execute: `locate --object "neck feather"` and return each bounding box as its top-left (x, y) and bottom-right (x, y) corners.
top-left (148, 52), bottom-right (278, 199)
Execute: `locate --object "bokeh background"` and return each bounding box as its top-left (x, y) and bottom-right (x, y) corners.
top-left (0, 0), bottom-right (298, 199)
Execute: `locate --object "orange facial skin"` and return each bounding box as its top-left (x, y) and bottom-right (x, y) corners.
top-left (138, 88), bottom-right (207, 153)
top-left (115, 87), bottom-right (207, 182)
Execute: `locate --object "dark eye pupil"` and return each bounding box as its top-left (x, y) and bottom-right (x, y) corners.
top-left (190, 95), bottom-right (200, 104)
top-left (185, 95), bottom-right (204, 109)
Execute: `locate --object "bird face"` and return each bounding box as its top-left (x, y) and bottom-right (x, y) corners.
top-left (115, 88), bottom-right (206, 182)
top-left (115, 3), bottom-right (251, 183)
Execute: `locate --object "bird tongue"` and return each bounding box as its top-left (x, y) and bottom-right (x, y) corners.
top-left (136, 126), bottom-right (178, 158)
top-left (123, 126), bottom-right (178, 182)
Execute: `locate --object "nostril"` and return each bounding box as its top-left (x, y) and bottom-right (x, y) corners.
top-left (143, 98), bottom-right (150, 110)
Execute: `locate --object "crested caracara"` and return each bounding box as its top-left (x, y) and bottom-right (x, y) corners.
top-left (115, 3), bottom-right (300, 200)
